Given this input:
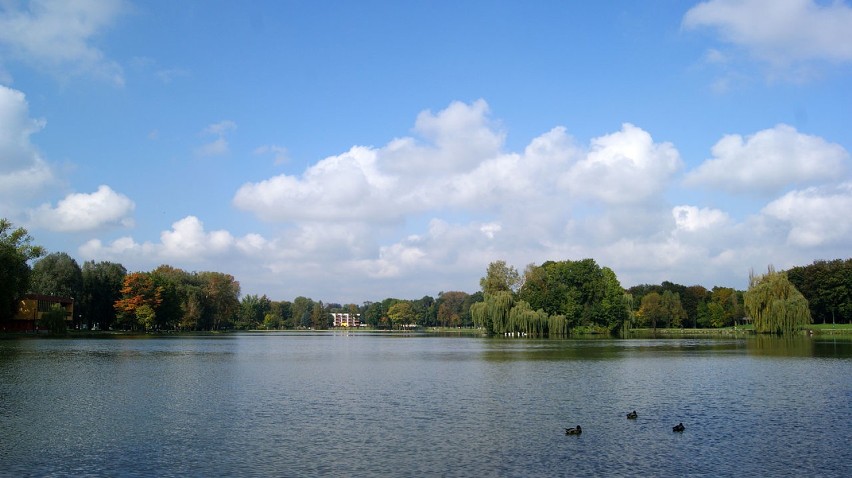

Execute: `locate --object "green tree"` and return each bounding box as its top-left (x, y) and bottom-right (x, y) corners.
top-left (637, 292), bottom-right (665, 330)
top-left (480, 260), bottom-right (521, 296)
top-left (745, 267), bottom-right (812, 335)
top-left (30, 252), bottom-right (83, 301)
top-left (0, 219), bottom-right (45, 320)
top-left (198, 271), bottom-right (240, 330)
top-left (292, 296), bottom-right (314, 328)
top-left (387, 301), bottom-right (416, 328)
top-left (39, 304), bottom-right (68, 335)
top-left (135, 304), bottom-right (157, 331)
top-left (238, 294), bottom-right (272, 329)
top-left (80, 261), bottom-right (126, 330)
top-left (310, 301), bottom-right (325, 329)
top-left (150, 265), bottom-right (191, 330)
top-left (437, 291), bottom-right (469, 327)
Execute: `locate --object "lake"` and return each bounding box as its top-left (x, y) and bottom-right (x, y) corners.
top-left (1, 332), bottom-right (850, 477)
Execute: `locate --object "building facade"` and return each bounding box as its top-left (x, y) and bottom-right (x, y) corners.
top-left (4, 294), bottom-right (75, 332)
top-left (331, 312), bottom-right (362, 327)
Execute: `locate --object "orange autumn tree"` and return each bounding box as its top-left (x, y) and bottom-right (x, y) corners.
top-left (114, 272), bottom-right (163, 330)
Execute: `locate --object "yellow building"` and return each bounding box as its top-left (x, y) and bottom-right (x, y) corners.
top-left (7, 294), bottom-right (74, 332)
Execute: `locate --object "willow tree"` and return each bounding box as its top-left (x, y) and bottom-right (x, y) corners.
top-left (745, 267), bottom-right (811, 335)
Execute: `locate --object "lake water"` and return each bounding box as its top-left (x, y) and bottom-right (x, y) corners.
top-left (1, 333), bottom-right (850, 477)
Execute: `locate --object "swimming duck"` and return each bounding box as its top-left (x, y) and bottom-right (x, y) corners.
top-left (565, 425), bottom-right (582, 435)
top-left (672, 423), bottom-right (685, 432)
top-left (627, 410), bottom-right (638, 419)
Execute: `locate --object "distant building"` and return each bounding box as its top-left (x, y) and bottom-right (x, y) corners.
top-left (331, 312), bottom-right (362, 327)
top-left (4, 294), bottom-right (74, 332)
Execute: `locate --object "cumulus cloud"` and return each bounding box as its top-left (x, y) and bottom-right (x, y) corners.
top-left (762, 182), bottom-right (852, 247)
top-left (0, 0), bottom-right (127, 85)
top-left (78, 100), bottom-right (852, 301)
top-left (80, 215), bottom-right (262, 264)
top-left (673, 205), bottom-right (730, 232)
top-left (234, 102), bottom-right (681, 227)
top-left (684, 0), bottom-right (852, 63)
top-left (28, 185), bottom-right (135, 232)
top-left (683, 124), bottom-right (848, 194)
top-left (562, 123), bottom-right (682, 204)
top-left (0, 85), bottom-right (54, 208)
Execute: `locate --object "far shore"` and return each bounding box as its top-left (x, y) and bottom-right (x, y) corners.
top-left (4, 323), bottom-right (851, 339)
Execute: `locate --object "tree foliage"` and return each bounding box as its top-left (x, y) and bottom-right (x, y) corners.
top-left (39, 304), bottom-right (68, 335)
top-left (480, 260), bottom-right (521, 295)
top-left (745, 267), bottom-right (811, 335)
top-left (114, 272), bottom-right (163, 330)
top-left (0, 219), bottom-right (45, 320)
top-left (30, 252), bottom-right (83, 299)
top-left (80, 261), bottom-right (126, 330)
top-left (788, 259), bottom-right (852, 324)
top-left (473, 259), bottom-right (628, 336)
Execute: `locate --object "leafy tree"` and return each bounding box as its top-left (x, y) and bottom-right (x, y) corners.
top-left (788, 259), bottom-right (852, 324)
top-left (310, 301), bottom-right (325, 329)
top-left (30, 252), bottom-right (83, 302)
top-left (437, 291), bottom-right (469, 327)
top-left (745, 267), bottom-right (811, 335)
top-left (114, 272), bottom-right (163, 330)
top-left (198, 271), bottom-right (240, 330)
top-left (480, 260), bottom-right (521, 296)
top-left (291, 296), bottom-right (314, 328)
top-left (150, 265), bottom-right (191, 330)
top-left (637, 292), bottom-right (665, 330)
top-left (80, 261), bottom-right (126, 330)
top-left (0, 219), bottom-right (45, 320)
top-left (135, 304), bottom-right (157, 331)
top-left (39, 304), bottom-right (68, 335)
top-left (238, 294), bottom-right (272, 329)
top-left (388, 301), bottom-right (416, 328)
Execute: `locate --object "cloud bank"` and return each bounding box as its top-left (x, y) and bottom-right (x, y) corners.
top-left (0, 0), bottom-right (127, 85)
top-left (80, 100), bottom-right (852, 301)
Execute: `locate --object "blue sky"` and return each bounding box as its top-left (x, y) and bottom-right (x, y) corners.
top-left (2, 0), bottom-right (851, 303)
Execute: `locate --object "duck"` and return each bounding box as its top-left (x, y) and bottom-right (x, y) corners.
top-left (565, 425), bottom-right (582, 435)
top-left (672, 422), bottom-right (685, 432)
top-left (626, 410), bottom-right (638, 419)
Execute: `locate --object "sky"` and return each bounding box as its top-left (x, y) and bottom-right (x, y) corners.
top-left (1, 0), bottom-right (851, 304)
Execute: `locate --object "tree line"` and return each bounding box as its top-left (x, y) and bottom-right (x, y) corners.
top-left (2, 218), bottom-right (847, 333)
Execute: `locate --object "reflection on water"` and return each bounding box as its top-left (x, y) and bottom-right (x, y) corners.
top-left (1, 333), bottom-right (850, 477)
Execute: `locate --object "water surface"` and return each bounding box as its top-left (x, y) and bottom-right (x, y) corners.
top-left (1, 333), bottom-right (850, 477)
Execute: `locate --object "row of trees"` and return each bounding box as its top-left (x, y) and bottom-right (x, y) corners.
top-left (787, 259), bottom-right (852, 324)
top-left (471, 259), bottom-right (631, 337)
top-left (1, 218), bottom-right (841, 335)
top-left (627, 282), bottom-right (745, 330)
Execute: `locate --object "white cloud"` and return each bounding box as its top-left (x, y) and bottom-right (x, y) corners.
top-left (563, 123), bottom-right (682, 205)
top-left (762, 182), bottom-right (852, 247)
top-left (683, 124), bottom-right (848, 194)
top-left (684, 0), bottom-right (852, 63)
top-left (0, 85), bottom-right (54, 210)
top-left (80, 215), bottom-right (249, 264)
top-left (673, 205), bottom-right (730, 232)
top-left (236, 103), bottom-right (684, 225)
top-left (28, 185), bottom-right (134, 232)
top-left (0, 0), bottom-right (127, 85)
top-left (76, 101), bottom-right (852, 301)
